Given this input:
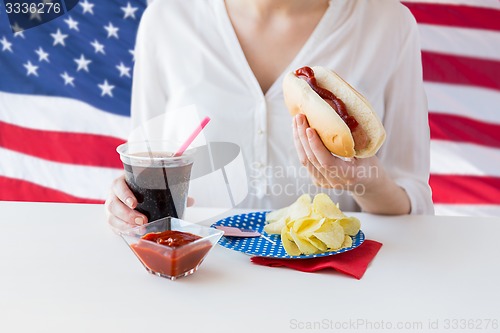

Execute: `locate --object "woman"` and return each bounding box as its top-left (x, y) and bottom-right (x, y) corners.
top-left (106, 0), bottom-right (434, 231)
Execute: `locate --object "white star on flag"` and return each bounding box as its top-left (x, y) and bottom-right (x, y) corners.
top-left (98, 80), bottom-right (115, 97)
top-left (1, 36), bottom-right (13, 52)
top-left (35, 47), bottom-right (50, 62)
top-left (74, 54), bottom-right (92, 72)
top-left (60, 72), bottom-right (75, 87)
top-left (30, 11), bottom-right (43, 22)
top-left (121, 2), bottom-right (139, 19)
top-left (80, 0), bottom-right (95, 15)
top-left (51, 29), bottom-right (68, 47)
top-left (129, 49), bottom-right (135, 61)
top-left (23, 61), bottom-right (39, 76)
top-left (104, 22), bottom-right (119, 39)
top-left (90, 39), bottom-right (105, 54)
top-left (116, 62), bottom-right (131, 77)
top-left (12, 23), bottom-right (25, 39)
top-left (64, 17), bottom-right (80, 31)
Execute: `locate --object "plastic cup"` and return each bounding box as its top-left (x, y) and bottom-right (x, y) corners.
top-left (116, 141), bottom-right (195, 222)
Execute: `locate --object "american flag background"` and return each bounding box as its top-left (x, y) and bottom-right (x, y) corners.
top-left (403, 0), bottom-right (500, 216)
top-left (0, 0), bottom-right (144, 203)
top-left (0, 0), bottom-right (499, 216)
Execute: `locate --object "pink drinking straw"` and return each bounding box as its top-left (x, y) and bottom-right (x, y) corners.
top-left (173, 116), bottom-right (211, 157)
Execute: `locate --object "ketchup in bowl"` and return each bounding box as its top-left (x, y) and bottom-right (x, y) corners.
top-left (121, 218), bottom-right (223, 280)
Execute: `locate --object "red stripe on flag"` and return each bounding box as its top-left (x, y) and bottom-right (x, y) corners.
top-left (0, 121), bottom-right (124, 168)
top-left (422, 51), bottom-right (500, 91)
top-left (0, 176), bottom-right (104, 203)
top-left (403, 2), bottom-right (500, 31)
top-left (430, 175), bottom-right (500, 204)
top-left (429, 113), bottom-right (500, 149)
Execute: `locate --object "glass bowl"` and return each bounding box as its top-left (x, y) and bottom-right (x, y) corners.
top-left (120, 217), bottom-right (223, 280)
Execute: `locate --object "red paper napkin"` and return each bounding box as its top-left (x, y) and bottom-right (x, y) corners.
top-left (250, 240), bottom-right (382, 279)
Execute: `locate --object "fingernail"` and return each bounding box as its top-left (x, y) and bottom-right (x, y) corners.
top-left (135, 217), bottom-right (144, 226)
top-left (125, 197), bottom-right (134, 208)
top-left (296, 115), bottom-right (303, 126)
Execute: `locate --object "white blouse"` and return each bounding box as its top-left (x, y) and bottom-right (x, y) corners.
top-left (130, 0), bottom-right (434, 214)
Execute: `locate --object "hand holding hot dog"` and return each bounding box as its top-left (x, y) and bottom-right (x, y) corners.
top-left (284, 66), bottom-right (385, 158)
top-left (293, 114), bottom-right (381, 191)
top-left (293, 114), bottom-right (410, 215)
top-left (286, 66), bottom-right (410, 215)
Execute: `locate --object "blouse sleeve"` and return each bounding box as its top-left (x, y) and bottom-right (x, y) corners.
top-left (378, 7), bottom-right (434, 215)
top-left (129, 2), bottom-right (169, 141)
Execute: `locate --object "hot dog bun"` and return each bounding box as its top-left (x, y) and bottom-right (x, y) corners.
top-left (283, 66), bottom-right (385, 158)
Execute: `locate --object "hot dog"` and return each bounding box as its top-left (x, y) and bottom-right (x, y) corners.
top-left (283, 66), bottom-right (386, 158)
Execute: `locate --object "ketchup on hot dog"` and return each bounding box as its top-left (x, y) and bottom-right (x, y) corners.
top-left (295, 66), bottom-right (359, 131)
top-left (295, 66), bottom-right (369, 151)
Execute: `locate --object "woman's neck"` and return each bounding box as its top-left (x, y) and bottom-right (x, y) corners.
top-left (225, 0), bottom-right (329, 19)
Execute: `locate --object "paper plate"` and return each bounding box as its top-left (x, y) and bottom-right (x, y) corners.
top-left (212, 211), bottom-right (365, 259)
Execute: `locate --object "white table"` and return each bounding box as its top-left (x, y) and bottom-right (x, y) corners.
top-left (1, 201), bottom-right (499, 333)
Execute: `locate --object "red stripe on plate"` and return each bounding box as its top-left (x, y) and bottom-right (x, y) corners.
top-left (0, 176), bottom-right (104, 203)
top-left (430, 175), bottom-right (500, 204)
top-left (0, 121), bottom-right (124, 168)
top-left (429, 113), bottom-right (500, 149)
top-left (422, 51), bottom-right (500, 91)
top-left (403, 2), bottom-right (500, 31)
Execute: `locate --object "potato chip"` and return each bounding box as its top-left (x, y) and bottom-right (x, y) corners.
top-left (341, 234), bottom-right (353, 249)
top-left (312, 193), bottom-right (345, 219)
top-left (288, 194), bottom-right (312, 220)
top-left (265, 194), bottom-right (362, 256)
top-left (313, 220), bottom-right (345, 250)
top-left (337, 216), bottom-right (361, 236)
top-left (263, 216), bottom-right (287, 235)
top-left (281, 226), bottom-right (301, 256)
top-left (289, 228), bottom-right (320, 255)
top-left (307, 235), bottom-right (328, 252)
top-left (265, 194), bottom-right (311, 234)
top-left (265, 206), bottom-right (288, 223)
top-left (292, 216), bottom-right (324, 236)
